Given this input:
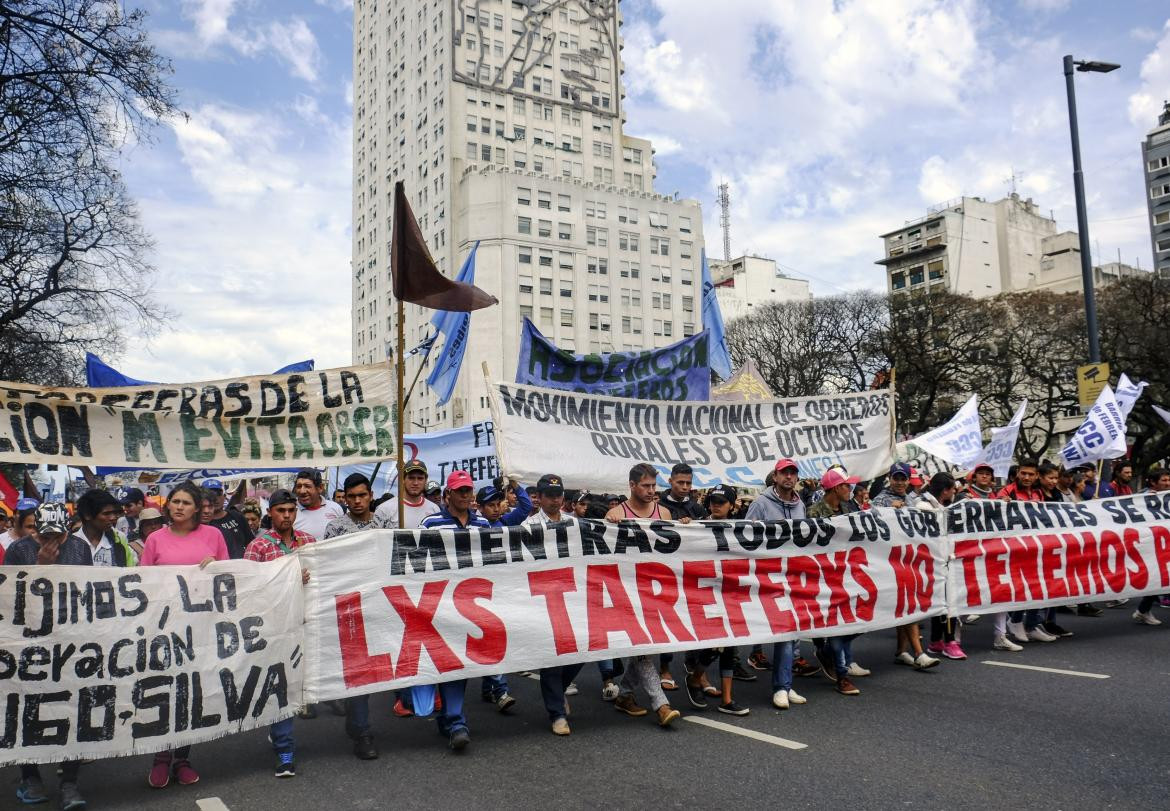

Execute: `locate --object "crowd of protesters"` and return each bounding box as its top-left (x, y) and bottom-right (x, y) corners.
top-left (1, 454), bottom-right (1167, 808)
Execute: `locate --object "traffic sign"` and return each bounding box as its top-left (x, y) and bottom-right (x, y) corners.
top-left (1076, 362), bottom-right (1110, 409)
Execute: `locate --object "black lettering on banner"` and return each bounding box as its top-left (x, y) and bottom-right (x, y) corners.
top-left (390, 531), bottom-right (453, 576)
top-left (22, 691), bottom-right (71, 746)
top-left (131, 676), bottom-right (171, 739)
top-left (77, 685), bottom-right (116, 742)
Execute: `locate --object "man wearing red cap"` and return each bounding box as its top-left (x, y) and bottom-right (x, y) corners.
top-left (745, 459), bottom-right (806, 521)
top-left (417, 471), bottom-right (491, 752)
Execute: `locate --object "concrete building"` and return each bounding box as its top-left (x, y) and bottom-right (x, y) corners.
top-left (708, 255), bottom-right (811, 320)
top-left (878, 193), bottom-right (1143, 297)
top-left (1142, 100), bottom-right (1170, 276)
top-left (352, 0), bottom-right (705, 431)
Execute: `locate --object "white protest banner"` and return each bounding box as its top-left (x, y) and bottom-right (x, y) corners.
top-left (1059, 385), bottom-right (1127, 466)
top-left (968, 400), bottom-right (1028, 477)
top-left (337, 420), bottom-right (499, 493)
top-left (486, 382), bottom-right (896, 489)
top-left (0, 557), bottom-right (304, 765)
top-left (946, 492), bottom-right (1170, 615)
top-left (905, 395), bottom-right (983, 468)
top-left (300, 512), bottom-right (948, 700)
top-left (1115, 373), bottom-right (1148, 419)
top-left (0, 365), bottom-right (396, 469)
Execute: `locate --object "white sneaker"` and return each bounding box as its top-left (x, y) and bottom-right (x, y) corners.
top-left (786, 689), bottom-right (807, 705)
top-left (564, 682), bottom-right (579, 696)
top-left (846, 662), bottom-right (871, 677)
top-left (993, 634), bottom-right (1023, 652)
top-left (601, 681), bottom-right (620, 701)
top-left (963, 614), bottom-right (981, 624)
top-left (913, 652), bottom-right (940, 669)
top-left (1006, 620), bottom-right (1030, 644)
top-left (772, 690), bottom-right (789, 710)
top-left (1133, 610), bottom-right (1163, 626)
top-left (894, 651), bottom-right (916, 666)
top-left (1027, 626), bottom-right (1058, 642)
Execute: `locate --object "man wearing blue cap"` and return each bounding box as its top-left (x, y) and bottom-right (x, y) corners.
top-left (871, 463), bottom-right (917, 508)
top-left (201, 479), bottom-right (254, 559)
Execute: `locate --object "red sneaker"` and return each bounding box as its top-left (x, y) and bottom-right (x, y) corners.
top-left (392, 698), bottom-right (414, 718)
top-left (172, 759), bottom-right (199, 786)
top-left (148, 753), bottom-right (171, 788)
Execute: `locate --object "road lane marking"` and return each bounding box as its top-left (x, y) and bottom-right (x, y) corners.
top-left (981, 661), bottom-right (1110, 679)
top-left (196, 799), bottom-right (231, 811)
top-left (682, 715), bottom-right (808, 749)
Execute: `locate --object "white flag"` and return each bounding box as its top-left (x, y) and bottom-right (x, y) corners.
top-left (969, 400), bottom-right (1028, 478)
top-left (1154, 403), bottom-right (1170, 427)
top-left (907, 395), bottom-right (983, 468)
top-left (1115, 373), bottom-right (1148, 420)
top-left (1060, 385), bottom-right (1128, 466)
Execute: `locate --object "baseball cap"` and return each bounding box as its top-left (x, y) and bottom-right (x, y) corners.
top-left (822, 469), bottom-right (860, 490)
top-left (403, 459), bottom-right (427, 476)
top-left (536, 474), bottom-right (565, 496)
top-left (138, 507), bottom-right (164, 522)
top-left (120, 487), bottom-right (145, 505)
top-left (575, 489), bottom-right (590, 503)
top-left (268, 488), bottom-right (297, 508)
top-left (706, 484), bottom-right (738, 504)
top-left (972, 462), bottom-right (994, 474)
top-left (446, 470), bottom-right (474, 491)
top-left (34, 502), bottom-right (69, 536)
top-left (477, 485), bottom-right (505, 505)
top-left (201, 479), bottom-right (224, 491)
top-left (425, 480), bottom-right (441, 495)
top-left (889, 462), bottom-right (911, 478)
top-left (773, 458), bottom-right (799, 473)
top-left (15, 497), bottom-right (39, 511)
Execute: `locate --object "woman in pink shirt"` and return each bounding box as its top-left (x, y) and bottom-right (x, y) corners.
top-left (139, 481), bottom-right (229, 789)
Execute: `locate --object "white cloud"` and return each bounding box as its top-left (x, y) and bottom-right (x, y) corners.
top-left (1129, 21), bottom-right (1170, 126)
top-left (264, 19), bottom-right (323, 82)
top-left (171, 1), bottom-right (324, 83)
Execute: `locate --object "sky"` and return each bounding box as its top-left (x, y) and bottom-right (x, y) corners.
top-left (112, 0), bottom-right (1170, 381)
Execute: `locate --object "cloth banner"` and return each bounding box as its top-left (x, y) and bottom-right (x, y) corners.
top-left (1059, 384), bottom-right (1127, 466)
top-left (337, 421), bottom-right (500, 493)
top-left (515, 318), bottom-right (711, 401)
top-left (0, 556), bottom-right (304, 765)
top-left (1115, 373), bottom-right (1148, 420)
top-left (84, 353), bottom-right (315, 389)
top-left (904, 396), bottom-right (982, 469)
top-left (968, 400), bottom-right (1028, 478)
top-left (300, 511), bottom-right (949, 701)
top-left (710, 360), bottom-right (774, 402)
top-left (487, 381), bottom-right (896, 489)
top-left (0, 365), bottom-right (396, 469)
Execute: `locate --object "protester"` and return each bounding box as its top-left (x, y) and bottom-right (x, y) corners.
top-left (74, 488), bottom-right (136, 567)
top-left (243, 488), bottom-right (315, 776)
top-left (293, 468), bottom-right (345, 539)
top-left (201, 479), bottom-right (254, 559)
top-left (913, 474), bottom-right (967, 660)
top-left (746, 459), bottom-right (806, 520)
top-left (3, 501), bottom-right (38, 551)
top-left (139, 481), bottom-right (230, 788)
top-left (963, 463), bottom-right (997, 500)
top-left (117, 487), bottom-right (146, 542)
top-left (136, 507), bottom-right (166, 555)
top-left (658, 463), bottom-right (707, 521)
top-left (871, 463), bottom-right (915, 508)
top-left (241, 501), bottom-right (263, 537)
top-left (375, 460), bottom-right (440, 528)
top-left (425, 480), bottom-right (443, 507)
top-left (478, 481), bottom-right (532, 527)
top-left (572, 490), bottom-right (590, 518)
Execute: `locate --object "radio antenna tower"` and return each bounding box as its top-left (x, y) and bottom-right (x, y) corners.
top-left (717, 182), bottom-right (731, 261)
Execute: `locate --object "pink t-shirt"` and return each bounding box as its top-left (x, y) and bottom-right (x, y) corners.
top-left (139, 524), bottom-right (230, 566)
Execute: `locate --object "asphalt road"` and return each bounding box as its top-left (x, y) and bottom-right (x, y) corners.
top-left (6, 606), bottom-right (1168, 810)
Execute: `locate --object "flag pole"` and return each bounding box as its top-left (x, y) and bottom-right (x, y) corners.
top-left (396, 295), bottom-right (406, 529)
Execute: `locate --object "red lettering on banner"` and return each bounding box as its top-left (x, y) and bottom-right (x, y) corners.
top-left (1037, 535), bottom-right (1069, 601)
top-left (816, 551), bottom-right (855, 627)
top-left (682, 560), bottom-right (727, 641)
top-left (1122, 527), bottom-right (1149, 590)
top-left (718, 558), bottom-right (752, 636)
top-left (983, 538), bottom-right (1011, 603)
top-left (1153, 526), bottom-right (1170, 587)
top-left (1064, 532), bottom-right (1104, 596)
top-left (383, 581), bottom-right (463, 676)
top-left (453, 579), bottom-right (507, 666)
top-left (586, 564), bottom-right (651, 650)
top-left (635, 562), bottom-right (696, 644)
top-left (785, 556), bottom-right (825, 630)
top-left (1098, 531), bottom-right (1127, 592)
top-left (951, 541), bottom-right (983, 607)
top-left (755, 558), bottom-right (796, 634)
top-left (335, 591), bottom-right (394, 688)
top-left (528, 568), bottom-right (580, 655)
top-left (888, 545), bottom-right (932, 617)
top-left (1004, 536), bottom-right (1044, 603)
top-left (848, 548), bottom-right (877, 621)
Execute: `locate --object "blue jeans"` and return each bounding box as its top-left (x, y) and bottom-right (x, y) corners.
top-left (771, 641), bottom-right (795, 692)
top-left (540, 664), bottom-right (585, 721)
top-left (480, 674), bottom-right (509, 700)
top-left (435, 679), bottom-right (468, 736)
top-left (598, 659), bottom-right (623, 680)
top-left (269, 716), bottom-right (294, 756)
top-left (815, 636), bottom-right (852, 679)
top-left (345, 695), bottom-right (370, 739)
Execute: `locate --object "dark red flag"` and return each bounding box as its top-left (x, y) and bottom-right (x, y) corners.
top-left (391, 182), bottom-right (497, 311)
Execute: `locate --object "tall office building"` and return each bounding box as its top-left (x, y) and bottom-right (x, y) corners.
top-left (1143, 100), bottom-right (1170, 276)
top-left (352, 0), bottom-right (705, 432)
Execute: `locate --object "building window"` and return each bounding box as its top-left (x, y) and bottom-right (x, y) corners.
top-left (650, 237), bottom-right (670, 256)
top-left (518, 216), bottom-right (532, 235)
top-left (466, 142), bottom-right (477, 159)
top-left (558, 223), bottom-right (571, 240)
top-left (520, 304), bottom-right (533, 320)
top-left (538, 220), bottom-right (552, 238)
top-left (481, 144), bottom-right (491, 161)
top-left (1155, 211), bottom-right (1170, 225)
top-left (517, 187), bottom-right (531, 206)
top-left (679, 216), bottom-right (692, 233)
top-left (539, 278), bottom-right (553, 295)
top-left (541, 307), bottom-right (554, 327)
top-left (682, 296), bottom-right (694, 312)
top-left (539, 249), bottom-right (553, 267)
top-left (518, 247), bottom-right (532, 265)
top-left (909, 269), bottom-right (924, 286)
top-left (1149, 156), bottom-right (1170, 171)
top-left (561, 310), bottom-right (574, 327)
top-left (561, 281), bottom-right (573, 298)
top-left (1158, 237), bottom-right (1170, 253)
top-left (683, 323), bottom-right (695, 337)
top-left (891, 272), bottom-right (906, 289)
top-left (519, 275), bottom-right (534, 293)
top-left (538, 191), bottom-right (552, 209)
top-left (559, 252), bottom-right (573, 269)
top-left (558, 194), bottom-right (571, 212)
top-left (927, 260), bottom-right (944, 280)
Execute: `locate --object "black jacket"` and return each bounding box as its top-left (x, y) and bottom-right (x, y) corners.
top-left (657, 491), bottom-right (708, 520)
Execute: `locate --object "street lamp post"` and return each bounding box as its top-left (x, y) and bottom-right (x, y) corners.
top-left (1063, 54), bottom-right (1120, 364)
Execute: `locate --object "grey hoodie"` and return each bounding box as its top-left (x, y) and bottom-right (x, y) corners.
top-left (745, 487), bottom-right (806, 521)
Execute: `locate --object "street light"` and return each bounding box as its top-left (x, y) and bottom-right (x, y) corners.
top-left (1063, 54), bottom-right (1120, 364)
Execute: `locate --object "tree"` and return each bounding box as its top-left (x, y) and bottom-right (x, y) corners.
top-left (0, 0), bottom-right (181, 384)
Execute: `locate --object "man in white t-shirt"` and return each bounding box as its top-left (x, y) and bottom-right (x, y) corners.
top-left (293, 468), bottom-right (344, 540)
top-left (374, 459), bottom-right (440, 528)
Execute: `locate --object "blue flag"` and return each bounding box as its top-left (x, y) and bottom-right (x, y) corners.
top-left (85, 353), bottom-right (314, 387)
top-left (426, 242), bottom-right (480, 406)
top-left (700, 249), bottom-right (733, 379)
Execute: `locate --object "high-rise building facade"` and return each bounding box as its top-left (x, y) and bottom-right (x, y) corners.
top-left (352, 0), bottom-right (705, 431)
top-left (708, 255), bottom-right (811, 320)
top-left (1142, 101), bottom-right (1170, 276)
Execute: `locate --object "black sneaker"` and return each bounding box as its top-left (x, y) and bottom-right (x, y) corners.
top-left (1077, 604), bottom-right (1104, 617)
top-left (274, 756), bottom-right (296, 778)
top-left (1042, 620), bottom-right (1073, 638)
top-left (354, 734), bottom-right (378, 760)
top-left (15, 775), bottom-right (47, 804)
top-left (717, 701), bottom-right (750, 716)
top-left (731, 659), bottom-right (757, 682)
top-left (685, 682), bottom-right (708, 709)
top-left (448, 729), bottom-right (471, 751)
top-left (747, 650), bottom-right (772, 670)
top-left (59, 782), bottom-right (86, 810)
top-left (495, 693), bottom-right (516, 712)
